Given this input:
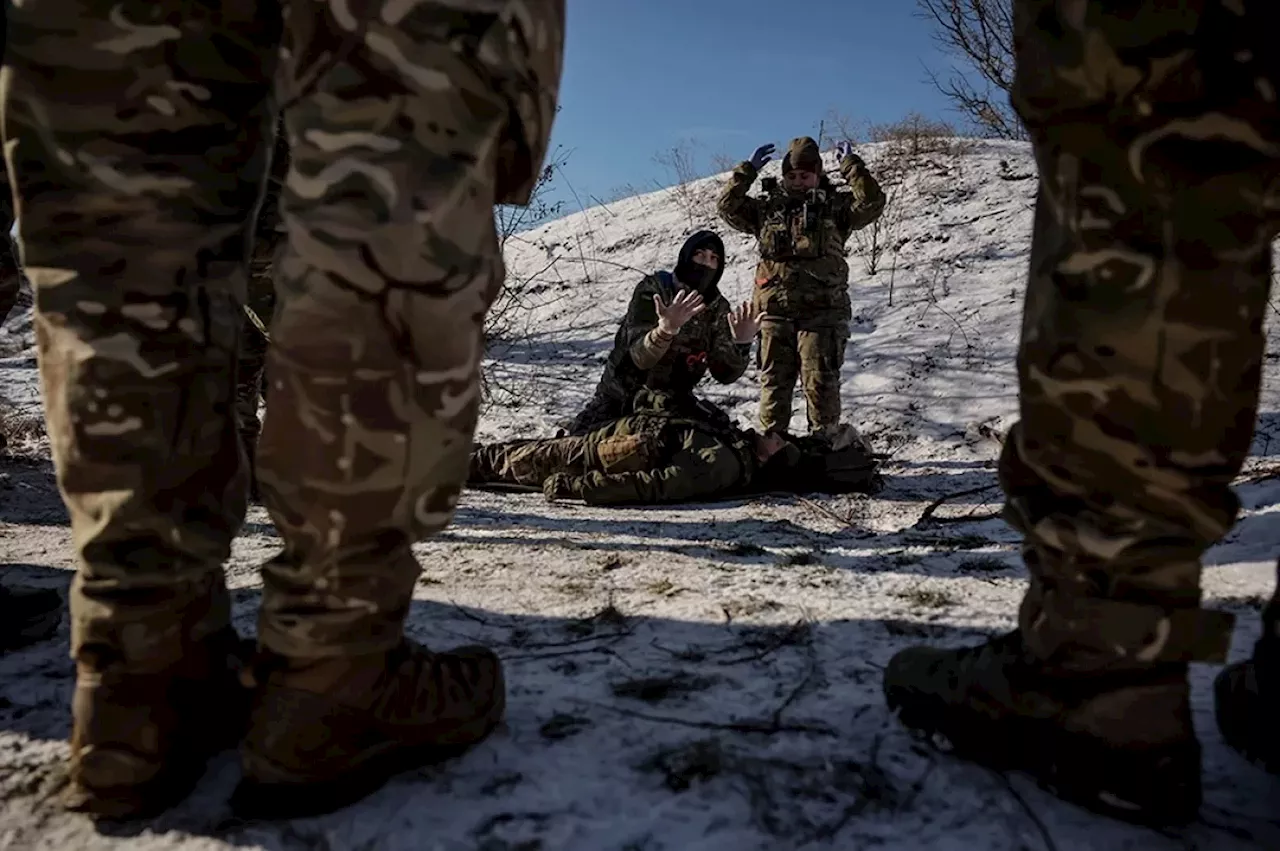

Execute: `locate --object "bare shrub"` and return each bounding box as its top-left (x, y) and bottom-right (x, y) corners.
top-left (817, 108), bottom-right (861, 151)
top-left (868, 112), bottom-right (968, 167)
top-left (851, 180), bottom-right (905, 278)
top-left (653, 138), bottom-right (715, 228)
top-left (484, 145), bottom-right (580, 407)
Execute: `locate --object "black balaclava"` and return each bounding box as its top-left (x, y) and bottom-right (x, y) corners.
top-left (674, 230), bottom-right (726, 296)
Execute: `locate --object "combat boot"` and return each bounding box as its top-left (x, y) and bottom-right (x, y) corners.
top-left (884, 630), bottom-right (1203, 827)
top-left (63, 626), bottom-right (252, 821)
top-left (0, 583), bottom-right (63, 652)
top-left (231, 638), bottom-right (505, 820)
top-left (1214, 582), bottom-right (1280, 773)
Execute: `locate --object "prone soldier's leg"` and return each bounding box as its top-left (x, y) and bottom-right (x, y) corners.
top-left (758, 319), bottom-right (799, 433)
top-left (237, 0), bottom-right (564, 818)
top-left (797, 324), bottom-right (847, 435)
top-left (471, 436), bottom-right (588, 486)
top-left (885, 0), bottom-right (1280, 825)
top-left (2, 0), bottom-right (279, 818)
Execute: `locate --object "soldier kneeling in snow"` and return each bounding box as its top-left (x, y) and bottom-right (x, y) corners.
top-left (564, 230), bottom-right (762, 436)
top-left (473, 389), bottom-right (879, 506)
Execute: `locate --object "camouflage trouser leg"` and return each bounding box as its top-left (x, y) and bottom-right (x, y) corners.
top-left (797, 324), bottom-right (847, 435)
top-left (566, 392), bottom-right (624, 436)
top-left (471, 436), bottom-right (588, 486)
top-left (758, 320), bottom-right (799, 434)
top-left (2, 0), bottom-right (279, 671)
top-left (256, 2), bottom-right (559, 658)
top-left (1000, 0), bottom-right (1280, 669)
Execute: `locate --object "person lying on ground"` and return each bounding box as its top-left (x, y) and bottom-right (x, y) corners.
top-left (472, 389), bottom-right (880, 506)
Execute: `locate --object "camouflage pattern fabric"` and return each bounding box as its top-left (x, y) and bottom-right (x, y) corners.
top-left (3, 0), bottom-right (564, 669)
top-left (568, 270), bottom-right (749, 435)
top-left (757, 320), bottom-right (848, 435)
top-left (470, 435), bottom-right (588, 486)
top-left (473, 405), bottom-right (758, 505)
top-left (997, 0), bottom-right (1280, 668)
top-left (719, 136), bottom-right (884, 435)
top-left (717, 137), bottom-right (885, 326)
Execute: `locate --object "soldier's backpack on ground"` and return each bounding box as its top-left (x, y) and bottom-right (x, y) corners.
top-left (791, 426), bottom-right (882, 495)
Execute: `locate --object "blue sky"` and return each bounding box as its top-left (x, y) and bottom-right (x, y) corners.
top-left (542, 0), bottom-right (962, 208)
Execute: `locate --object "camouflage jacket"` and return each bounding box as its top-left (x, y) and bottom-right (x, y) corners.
top-left (571, 390), bottom-right (759, 505)
top-left (717, 154), bottom-right (885, 324)
top-left (591, 271), bottom-right (750, 404)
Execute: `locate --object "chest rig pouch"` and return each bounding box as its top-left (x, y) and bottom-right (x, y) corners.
top-left (596, 434), bottom-right (655, 474)
top-left (759, 179), bottom-right (827, 261)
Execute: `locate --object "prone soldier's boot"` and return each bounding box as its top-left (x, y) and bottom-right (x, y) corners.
top-left (231, 639), bottom-right (505, 819)
top-left (884, 595), bottom-right (1234, 828)
top-left (0, 583), bottom-right (63, 652)
top-left (64, 625), bottom-right (252, 820)
top-left (1214, 566), bottom-right (1280, 774)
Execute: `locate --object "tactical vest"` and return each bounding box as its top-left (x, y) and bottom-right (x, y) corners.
top-left (757, 177), bottom-right (830, 262)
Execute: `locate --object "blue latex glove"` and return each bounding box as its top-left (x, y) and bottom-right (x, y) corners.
top-left (749, 143), bottom-right (775, 170)
top-left (836, 140), bottom-right (856, 160)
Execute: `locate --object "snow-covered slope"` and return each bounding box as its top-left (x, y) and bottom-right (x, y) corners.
top-left (2, 140), bottom-right (1278, 850)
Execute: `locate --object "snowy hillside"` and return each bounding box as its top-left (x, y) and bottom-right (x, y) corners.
top-left (2, 139), bottom-right (1279, 850)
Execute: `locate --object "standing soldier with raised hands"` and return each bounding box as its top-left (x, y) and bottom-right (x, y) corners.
top-left (718, 137), bottom-right (885, 439)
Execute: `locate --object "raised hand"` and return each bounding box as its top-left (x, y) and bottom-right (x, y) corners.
top-left (835, 140), bottom-right (863, 167)
top-left (750, 143), bottom-right (776, 170)
top-left (727, 301), bottom-right (764, 344)
top-left (654, 289), bottom-right (706, 335)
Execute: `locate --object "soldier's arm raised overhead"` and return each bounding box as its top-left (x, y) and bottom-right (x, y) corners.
top-left (716, 142), bottom-right (775, 236)
top-left (833, 141), bottom-right (887, 238)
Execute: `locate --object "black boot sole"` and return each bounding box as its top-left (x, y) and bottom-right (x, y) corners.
top-left (888, 693), bottom-right (1201, 828)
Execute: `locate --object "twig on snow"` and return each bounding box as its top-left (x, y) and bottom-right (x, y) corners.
top-left (768, 652), bottom-right (821, 732)
top-left (448, 600), bottom-right (496, 625)
top-left (914, 484), bottom-right (1000, 527)
top-left (797, 497), bottom-right (876, 537)
top-left (898, 754), bottom-right (938, 812)
top-left (996, 772), bottom-right (1060, 851)
top-left (716, 619), bottom-right (812, 666)
top-left (806, 732), bottom-right (887, 842)
top-left (583, 701), bottom-right (837, 737)
top-left (502, 629), bottom-right (633, 663)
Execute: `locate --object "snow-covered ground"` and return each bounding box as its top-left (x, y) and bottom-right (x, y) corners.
top-left (2, 139), bottom-right (1278, 850)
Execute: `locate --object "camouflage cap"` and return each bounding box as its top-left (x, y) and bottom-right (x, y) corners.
top-left (781, 136), bottom-right (821, 174)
